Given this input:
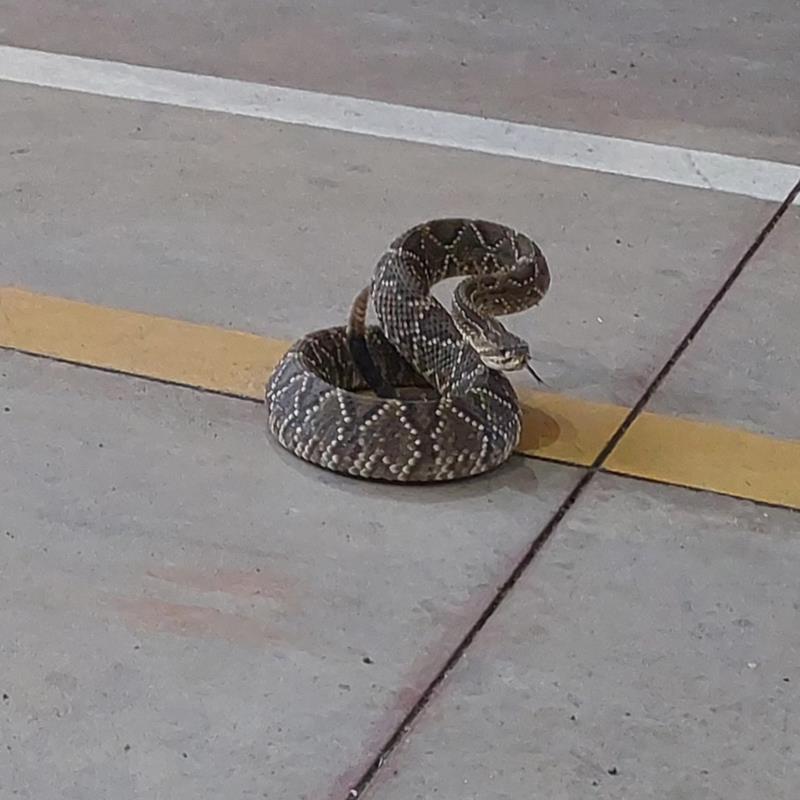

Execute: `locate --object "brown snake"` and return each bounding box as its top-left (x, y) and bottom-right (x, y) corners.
top-left (265, 219), bottom-right (550, 481)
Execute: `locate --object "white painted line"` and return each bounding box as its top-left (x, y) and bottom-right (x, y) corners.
top-left (1, 45), bottom-right (798, 204)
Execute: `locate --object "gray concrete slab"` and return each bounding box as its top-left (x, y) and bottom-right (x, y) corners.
top-left (0, 350), bottom-right (582, 799)
top-left (1, 1), bottom-right (798, 161)
top-left (645, 206), bottom-right (800, 440)
top-left (363, 474), bottom-right (800, 800)
top-left (0, 82), bottom-right (779, 408)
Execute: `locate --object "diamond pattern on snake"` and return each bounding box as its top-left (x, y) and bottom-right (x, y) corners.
top-left (265, 218), bottom-right (551, 482)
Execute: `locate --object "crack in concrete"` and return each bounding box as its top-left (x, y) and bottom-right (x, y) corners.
top-left (686, 152), bottom-right (715, 190)
top-left (340, 177), bottom-right (800, 800)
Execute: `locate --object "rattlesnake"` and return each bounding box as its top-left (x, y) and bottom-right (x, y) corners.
top-left (265, 218), bottom-right (550, 481)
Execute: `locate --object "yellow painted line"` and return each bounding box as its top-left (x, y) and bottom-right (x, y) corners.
top-left (0, 286), bottom-right (286, 399)
top-left (0, 286), bottom-right (621, 467)
top-left (606, 412), bottom-right (800, 510)
top-left (1, 286), bottom-right (798, 508)
top-left (516, 393), bottom-right (626, 467)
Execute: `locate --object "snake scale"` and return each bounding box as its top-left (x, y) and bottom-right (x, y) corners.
top-left (265, 218), bottom-right (550, 482)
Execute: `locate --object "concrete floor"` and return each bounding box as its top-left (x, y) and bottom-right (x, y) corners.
top-left (365, 476), bottom-right (800, 800)
top-left (0, 81), bottom-right (779, 407)
top-left (1, 352), bottom-right (583, 799)
top-left (1, 0), bottom-right (798, 161)
top-left (1, 2), bottom-right (798, 798)
top-left (648, 206), bottom-right (800, 439)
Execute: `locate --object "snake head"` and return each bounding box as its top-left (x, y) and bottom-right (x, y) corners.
top-left (473, 331), bottom-right (531, 373)
top-left (480, 348), bottom-right (530, 372)
top-left (452, 295), bottom-right (540, 376)
top-left (484, 344), bottom-right (546, 384)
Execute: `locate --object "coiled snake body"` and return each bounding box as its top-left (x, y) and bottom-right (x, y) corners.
top-left (265, 219), bottom-right (550, 481)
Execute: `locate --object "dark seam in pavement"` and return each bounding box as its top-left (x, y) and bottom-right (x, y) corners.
top-left (0, 346), bottom-right (263, 404)
top-left (341, 469), bottom-right (592, 800)
top-left (581, 178), bottom-right (800, 471)
top-left (342, 178), bottom-right (800, 799)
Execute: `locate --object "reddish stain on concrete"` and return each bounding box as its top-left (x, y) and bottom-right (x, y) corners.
top-left (324, 578), bottom-right (507, 800)
top-left (146, 566), bottom-right (294, 603)
top-left (111, 595), bottom-right (277, 645)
